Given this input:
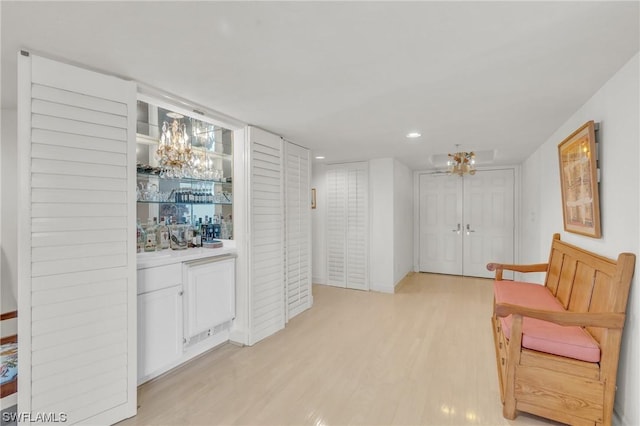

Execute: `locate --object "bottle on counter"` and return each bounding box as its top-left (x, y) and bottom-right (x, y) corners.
top-left (169, 220), bottom-right (188, 250)
top-left (186, 219), bottom-right (195, 248)
top-left (136, 218), bottom-right (145, 253)
top-left (144, 218), bottom-right (157, 252)
top-left (206, 217), bottom-right (215, 241)
top-left (157, 216), bottom-right (170, 250)
top-left (201, 216), bottom-right (209, 243)
top-left (213, 215), bottom-right (221, 239)
top-left (192, 221), bottom-right (202, 247)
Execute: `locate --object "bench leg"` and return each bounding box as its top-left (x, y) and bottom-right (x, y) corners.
top-left (503, 314), bottom-right (523, 420)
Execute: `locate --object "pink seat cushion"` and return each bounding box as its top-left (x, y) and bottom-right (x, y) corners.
top-left (494, 281), bottom-right (601, 363)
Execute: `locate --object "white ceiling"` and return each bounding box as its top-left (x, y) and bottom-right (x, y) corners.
top-left (2, 1), bottom-right (638, 170)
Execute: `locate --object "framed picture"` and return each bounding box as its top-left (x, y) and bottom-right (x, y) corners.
top-left (311, 188), bottom-right (317, 209)
top-left (558, 121), bottom-right (601, 238)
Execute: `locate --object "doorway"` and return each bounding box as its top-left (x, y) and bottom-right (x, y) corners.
top-left (418, 169), bottom-right (515, 278)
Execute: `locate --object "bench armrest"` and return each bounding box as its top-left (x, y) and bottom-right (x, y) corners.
top-left (486, 262), bottom-right (548, 280)
top-left (495, 302), bottom-right (625, 329)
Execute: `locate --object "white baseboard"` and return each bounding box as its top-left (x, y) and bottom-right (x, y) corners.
top-left (312, 276), bottom-right (326, 285)
top-left (370, 280), bottom-right (394, 294)
top-left (613, 405), bottom-right (627, 426)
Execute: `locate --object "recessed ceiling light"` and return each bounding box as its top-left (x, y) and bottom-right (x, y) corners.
top-left (315, 156), bottom-right (325, 160)
top-left (406, 132), bottom-right (421, 138)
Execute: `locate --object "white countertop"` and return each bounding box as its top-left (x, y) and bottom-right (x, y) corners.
top-left (137, 241), bottom-right (237, 269)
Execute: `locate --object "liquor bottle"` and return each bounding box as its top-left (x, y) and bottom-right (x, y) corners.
top-left (207, 217), bottom-right (215, 241)
top-left (187, 219), bottom-right (195, 248)
top-left (213, 215), bottom-right (221, 239)
top-left (169, 220), bottom-right (187, 250)
top-left (157, 216), bottom-right (170, 250)
top-left (192, 221), bottom-right (202, 247)
top-left (202, 216), bottom-right (209, 243)
top-left (144, 218), bottom-right (157, 252)
top-left (136, 218), bottom-right (145, 253)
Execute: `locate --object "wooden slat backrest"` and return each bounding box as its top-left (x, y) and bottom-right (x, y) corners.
top-left (568, 262), bottom-right (597, 313)
top-left (556, 256), bottom-right (577, 308)
top-left (545, 234), bottom-right (563, 295)
top-left (542, 234), bottom-right (635, 346)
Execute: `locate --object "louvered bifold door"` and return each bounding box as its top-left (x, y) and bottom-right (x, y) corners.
top-left (284, 142), bottom-right (311, 321)
top-left (17, 54), bottom-right (137, 424)
top-left (248, 127), bottom-right (285, 345)
top-left (345, 163), bottom-right (369, 290)
top-left (326, 162), bottom-right (369, 290)
top-left (326, 167), bottom-right (347, 287)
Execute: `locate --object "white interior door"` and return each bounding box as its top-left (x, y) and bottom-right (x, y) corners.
top-left (418, 169), bottom-right (514, 278)
top-left (463, 169), bottom-right (515, 278)
top-left (419, 173), bottom-right (463, 275)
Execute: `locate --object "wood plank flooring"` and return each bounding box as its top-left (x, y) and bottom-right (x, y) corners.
top-left (118, 273), bottom-right (558, 425)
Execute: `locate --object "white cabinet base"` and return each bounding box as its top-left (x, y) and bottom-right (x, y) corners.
top-left (137, 285), bottom-right (183, 383)
top-left (137, 327), bottom-right (231, 386)
top-left (137, 253), bottom-right (237, 385)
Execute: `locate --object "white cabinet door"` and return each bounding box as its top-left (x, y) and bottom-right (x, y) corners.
top-left (137, 285), bottom-right (183, 381)
top-left (184, 257), bottom-right (236, 342)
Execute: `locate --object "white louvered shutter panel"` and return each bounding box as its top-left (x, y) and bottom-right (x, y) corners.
top-left (325, 167), bottom-right (346, 287)
top-left (346, 164), bottom-right (369, 290)
top-left (326, 162), bottom-right (368, 290)
top-left (17, 54), bottom-right (137, 424)
top-left (284, 141), bottom-right (311, 321)
top-left (248, 127), bottom-right (284, 345)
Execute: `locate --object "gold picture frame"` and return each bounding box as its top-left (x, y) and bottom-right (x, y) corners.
top-left (558, 121), bottom-right (601, 238)
top-left (311, 188), bottom-right (317, 209)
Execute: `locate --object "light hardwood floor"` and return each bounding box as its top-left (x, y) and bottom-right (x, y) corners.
top-left (119, 273), bottom-right (559, 426)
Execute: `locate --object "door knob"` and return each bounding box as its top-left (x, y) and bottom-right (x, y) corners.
top-left (466, 224), bottom-right (475, 235)
top-left (452, 223), bottom-right (461, 234)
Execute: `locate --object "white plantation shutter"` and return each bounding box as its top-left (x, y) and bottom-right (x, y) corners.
top-left (326, 162), bottom-right (369, 290)
top-left (284, 141), bottom-right (311, 321)
top-left (18, 54), bottom-right (137, 424)
top-left (346, 165), bottom-right (368, 290)
top-left (326, 167), bottom-right (346, 287)
top-left (248, 127), bottom-right (285, 345)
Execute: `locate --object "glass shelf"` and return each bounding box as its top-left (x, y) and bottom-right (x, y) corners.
top-left (137, 201), bottom-right (232, 206)
top-left (136, 172), bottom-right (232, 185)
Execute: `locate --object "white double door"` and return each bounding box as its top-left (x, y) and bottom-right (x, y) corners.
top-left (419, 169), bottom-right (515, 278)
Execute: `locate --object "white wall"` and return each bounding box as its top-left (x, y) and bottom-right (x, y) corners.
top-left (369, 158), bottom-right (395, 293)
top-left (1, 109), bottom-right (17, 315)
top-left (393, 159), bottom-right (413, 286)
top-left (520, 53), bottom-right (639, 425)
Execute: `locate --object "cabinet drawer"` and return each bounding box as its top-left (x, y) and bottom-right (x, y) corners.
top-left (137, 263), bottom-right (182, 294)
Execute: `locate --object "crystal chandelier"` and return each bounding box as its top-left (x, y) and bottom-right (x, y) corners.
top-left (155, 112), bottom-right (197, 178)
top-left (447, 150), bottom-right (476, 176)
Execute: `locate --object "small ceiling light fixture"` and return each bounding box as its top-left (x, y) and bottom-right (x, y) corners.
top-left (406, 132), bottom-right (422, 138)
top-left (315, 156), bottom-right (325, 160)
top-left (447, 144), bottom-right (476, 176)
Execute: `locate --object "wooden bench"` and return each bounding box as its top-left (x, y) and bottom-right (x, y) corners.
top-left (1, 310), bottom-right (18, 399)
top-left (487, 233), bottom-right (635, 425)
